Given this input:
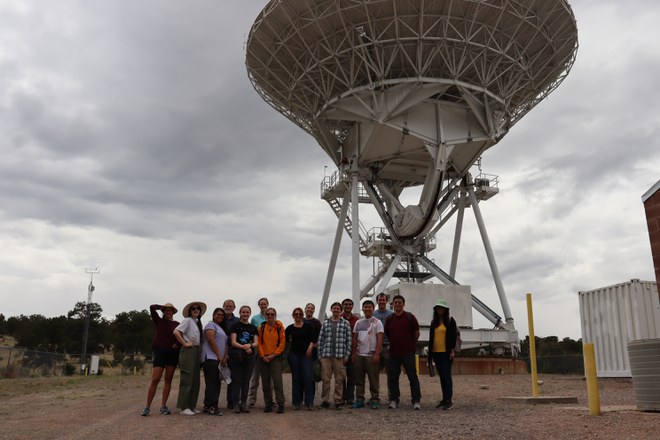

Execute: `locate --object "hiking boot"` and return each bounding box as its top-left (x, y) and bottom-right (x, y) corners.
top-left (436, 400), bottom-right (446, 409)
top-left (159, 406), bottom-right (171, 415)
top-left (240, 404), bottom-right (250, 413)
top-left (277, 405), bottom-right (284, 414)
top-left (335, 403), bottom-right (342, 410)
top-left (234, 405), bottom-right (241, 414)
top-left (248, 402), bottom-right (255, 409)
top-left (264, 405), bottom-right (273, 413)
top-left (210, 407), bottom-right (223, 416)
top-left (351, 400), bottom-right (365, 409)
top-left (442, 402), bottom-right (453, 410)
top-left (320, 401), bottom-right (331, 409)
top-left (140, 407), bottom-right (150, 417)
top-left (370, 401), bottom-right (381, 409)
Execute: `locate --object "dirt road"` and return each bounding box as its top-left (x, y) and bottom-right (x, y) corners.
top-left (0, 372), bottom-right (655, 439)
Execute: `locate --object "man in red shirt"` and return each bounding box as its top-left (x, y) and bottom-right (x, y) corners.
top-left (384, 295), bottom-right (421, 410)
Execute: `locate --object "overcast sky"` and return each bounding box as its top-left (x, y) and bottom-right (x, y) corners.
top-left (0, 0), bottom-right (658, 341)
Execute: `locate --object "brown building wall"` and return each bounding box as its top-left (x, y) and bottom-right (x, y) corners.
top-left (644, 188), bottom-right (660, 286)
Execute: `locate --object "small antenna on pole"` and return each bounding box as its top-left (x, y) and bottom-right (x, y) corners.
top-left (81, 268), bottom-right (100, 375)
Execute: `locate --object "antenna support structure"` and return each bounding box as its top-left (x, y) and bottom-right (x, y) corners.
top-left (81, 268), bottom-right (100, 373)
top-left (246, 0), bottom-right (578, 352)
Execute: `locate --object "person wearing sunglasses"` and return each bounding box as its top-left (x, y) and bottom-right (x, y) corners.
top-left (201, 307), bottom-right (228, 416)
top-left (286, 307), bottom-right (316, 410)
top-left (173, 301), bottom-right (207, 415)
top-left (257, 307), bottom-right (286, 413)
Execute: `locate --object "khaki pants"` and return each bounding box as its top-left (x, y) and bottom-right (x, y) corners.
top-left (320, 357), bottom-right (346, 404)
top-left (259, 356), bottom-right (285, 407)
top-left (353, 355), bottom-right (380, 402)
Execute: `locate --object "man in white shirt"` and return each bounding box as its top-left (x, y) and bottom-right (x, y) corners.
top-left (351, 300), bottom-right (384, 409)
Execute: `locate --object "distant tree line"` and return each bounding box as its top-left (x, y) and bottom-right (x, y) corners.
top-left (0, 302), bottom-right (154, 356)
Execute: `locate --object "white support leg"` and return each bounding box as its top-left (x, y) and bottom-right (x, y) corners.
top-left (376, 254), bottom-right (402, 293)
top-left (449, 190), bottom-right (466, 278)
top-left (351, 172), bottom-right (361, 305)
top-left (318, 190), bottom-right (350, 319)
top-left (466, 186), bottom-right (514, 325)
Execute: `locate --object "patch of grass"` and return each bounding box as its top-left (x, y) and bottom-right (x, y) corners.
top-left (0, 374), bottom-right (144, 399)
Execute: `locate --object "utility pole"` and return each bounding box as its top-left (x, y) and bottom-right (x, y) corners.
top-left (81, 268), bottom-right (100, 374)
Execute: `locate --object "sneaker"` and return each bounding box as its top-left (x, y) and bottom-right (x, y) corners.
top-left (240, 404), bottom-right (250, 413)
top-left (277, 405), bottom-right (284, 414)
top-left (192, 408), bottom-right (201, 414)
top-left (388, 401), bottom-right (398, 409)
top-left (211, 407), bottom-right (223, 416)
top-left (293, 405), bottom-right (301, 410)
top-left (159, 406), bottom-right (171, 415)
top-left (180, 409), bottom-right (195, 416)
top-left (306, 405), bottom-right (315, 411)
top-left (351, 400), bottom-right (365, 409)
top-left (320, 401), bottom-right (331, 409)
top-left (140, 407), bottom-right (150, 417)
top-left (435, 400), bottom-right (446, 409)
top-left (413, 402), bottom-right (421, 410)
top-left (335, 403), bottom-right (342, 410)
top-left (371, 401), bottom-right (381, 410)
top-left (264, 405), bottom-right (273, 413)
top-left (234, 406), bottom-right (241, 414)
top-left (442, 402), bottom-right (453, 410)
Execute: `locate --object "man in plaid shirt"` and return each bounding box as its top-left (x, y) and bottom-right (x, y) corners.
top-left (318, 302), bottom-right (352, 409)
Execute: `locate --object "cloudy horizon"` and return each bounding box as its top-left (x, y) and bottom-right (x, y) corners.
top-left (1, 0), bottom-right (658, 340)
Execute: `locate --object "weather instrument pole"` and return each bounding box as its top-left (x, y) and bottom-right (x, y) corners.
top-left (81, 268), bottom-right (100, 375)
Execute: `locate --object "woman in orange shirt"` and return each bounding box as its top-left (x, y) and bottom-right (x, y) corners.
top-left (257, 307), bottom-right (286, 413)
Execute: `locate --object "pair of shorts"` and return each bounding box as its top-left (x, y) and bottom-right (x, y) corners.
top-left (153, 349), bottom-right (179, 368)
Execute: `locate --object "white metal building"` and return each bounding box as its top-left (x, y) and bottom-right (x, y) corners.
top-left (579, 279), bottom-right (660, 377)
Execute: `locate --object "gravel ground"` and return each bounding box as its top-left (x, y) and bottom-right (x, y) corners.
top-left (0, 372), bottom-right (655, 439)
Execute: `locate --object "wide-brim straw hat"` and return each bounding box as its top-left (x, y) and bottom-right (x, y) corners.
top-left (183, 301), bottom-right (207, 318)
top-left (434, 299), bottom-right (450, 309)
top-left (161, 303), bottom-right (178, 314)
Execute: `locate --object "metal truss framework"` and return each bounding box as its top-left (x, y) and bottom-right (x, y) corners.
top-left (246, 1), bottom-right (578, 346)
top-left (247, 0), bottom-right (578, 164)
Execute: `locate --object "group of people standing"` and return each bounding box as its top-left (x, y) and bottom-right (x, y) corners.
top-left (141, 293), bottom-right (458, 417)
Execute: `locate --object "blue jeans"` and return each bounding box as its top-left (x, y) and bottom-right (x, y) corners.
top-left (288, 352), bottom-right (314, 407)
top-left (387, 352), bottom-right (421, 404)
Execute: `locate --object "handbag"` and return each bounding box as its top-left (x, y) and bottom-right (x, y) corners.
top-left (312, 358), bottom-right (323, 382)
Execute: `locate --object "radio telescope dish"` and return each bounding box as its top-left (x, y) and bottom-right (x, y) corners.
top-left (246, 0), bottom-right (578, 349)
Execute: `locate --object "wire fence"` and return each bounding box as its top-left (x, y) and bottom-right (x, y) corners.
top-left (1, 346), bottom-right (586, 379)
top-left (0, 346), bottom-right (154, 378)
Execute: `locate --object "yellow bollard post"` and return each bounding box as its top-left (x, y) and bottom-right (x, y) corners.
top-left (526, 293), bottom-right (539, 397)
top-left (583, 343), bottom-right (601, 415)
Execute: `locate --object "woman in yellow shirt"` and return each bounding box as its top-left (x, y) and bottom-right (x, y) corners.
top-left (427, 299), bottom-right (458, 410)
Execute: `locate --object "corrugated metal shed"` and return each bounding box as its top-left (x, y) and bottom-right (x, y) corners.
top-left (579, 279), bottom-right (660, 377)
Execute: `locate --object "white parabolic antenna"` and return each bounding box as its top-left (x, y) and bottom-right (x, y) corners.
top-left (246, 0), bottom-right (578, 349)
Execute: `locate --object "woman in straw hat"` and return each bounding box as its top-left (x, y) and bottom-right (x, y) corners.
top-left (141, 303), bottom-right (180, 417)
top-left (428, 299), bottom-right (458, 410)
top-left (173, 301), bottom-right (207, 415)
